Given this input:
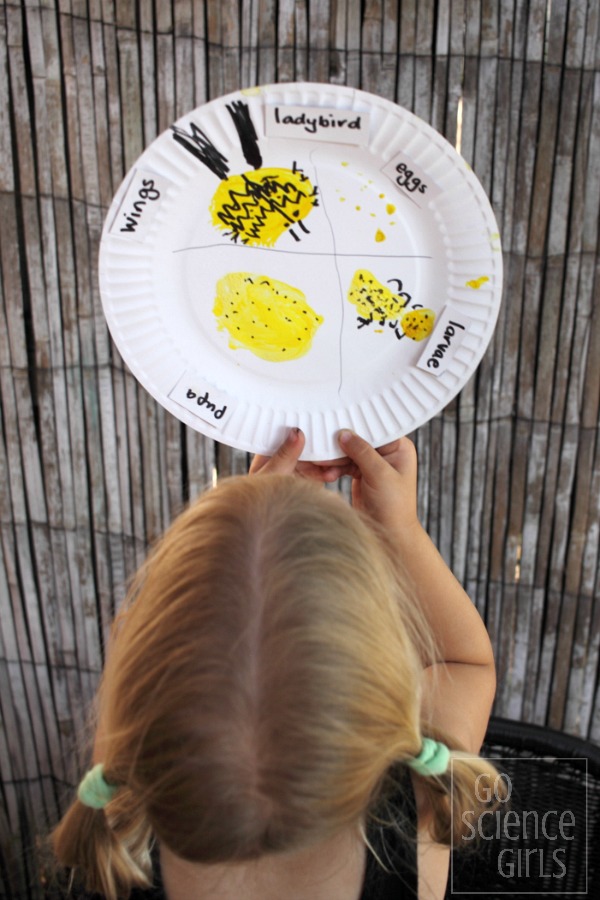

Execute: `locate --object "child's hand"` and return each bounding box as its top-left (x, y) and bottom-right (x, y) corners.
top-left (249, 428), bottom-right (306, 476)
top-left (337, 430), bottom-right (420, 539)
top-left (249, 429), bottom-right (352, 481)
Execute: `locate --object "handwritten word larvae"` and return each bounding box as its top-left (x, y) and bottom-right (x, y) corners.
top-left (213, 273), bottom-right (324, 362)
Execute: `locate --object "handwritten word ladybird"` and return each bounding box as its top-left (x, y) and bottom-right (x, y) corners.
top-left (273, 107), bottom-right (363, 135)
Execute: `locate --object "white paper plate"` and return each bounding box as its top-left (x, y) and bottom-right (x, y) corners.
top-left (99, 82), bottom-right (502, 460)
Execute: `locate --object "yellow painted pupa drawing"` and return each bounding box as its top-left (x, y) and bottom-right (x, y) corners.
top-left (213, 273), bottom-right (324, 362)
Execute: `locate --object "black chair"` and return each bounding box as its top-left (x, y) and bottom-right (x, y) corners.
top-left (448, 716), bottom-right (600, 898)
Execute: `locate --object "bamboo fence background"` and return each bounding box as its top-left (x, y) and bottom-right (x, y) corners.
top-left (0, 0), bottom-right (598, 896)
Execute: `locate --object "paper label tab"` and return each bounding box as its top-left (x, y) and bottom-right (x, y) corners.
top-left (169, 372), bottom-right (233, 428)
top-left (265, 105), bottom-right (370, 145)
top-left (381, 153), bottom-right (442, 207)
top-left (416, 307), bottom-right (473, 376)
top-left (109, 169), bottom-right (171, 242)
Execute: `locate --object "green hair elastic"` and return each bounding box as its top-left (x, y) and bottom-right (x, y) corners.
top-left (407, 738), bottom-right (451, 777)
top-left (77, 763), bottom-right (118, 809)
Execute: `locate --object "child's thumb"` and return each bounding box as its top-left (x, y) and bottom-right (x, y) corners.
top-left (337, 430), bottom-right (386, 479)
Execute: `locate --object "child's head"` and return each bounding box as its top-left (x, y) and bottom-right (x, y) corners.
top-left (101, 475), bottom-right (423, 851)
top-left (52, 474), bottom-right (494, 897)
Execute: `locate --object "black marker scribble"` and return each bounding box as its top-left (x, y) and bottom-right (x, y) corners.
top-left (226, 100), bottom-right (263, 169)
top-left (170, 122), bottom-right (230, 180)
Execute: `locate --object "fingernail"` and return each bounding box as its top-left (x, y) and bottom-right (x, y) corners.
top-left (290, 427), bottom-right (301, 441)
top-left (338, 429), bottom-right (353, 446)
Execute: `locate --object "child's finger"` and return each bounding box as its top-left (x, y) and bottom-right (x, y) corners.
top-left (337, 430), bottom-right (390, 482)
top-left (252, 428), bottom-right (305, 475)
top-left (377, 435), bottom-right (417, 472)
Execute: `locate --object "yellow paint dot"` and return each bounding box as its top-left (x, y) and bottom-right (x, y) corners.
top-left (340, 197), bottom-right (346, 202)
top-left (341, 161), bottom-right (349, 166)
top-left (379, 193), bottom-right (385, 199)
top-left (466, 276), bottom-right (490, 289)
top-left (355, 205), bottom-right (361, 210)
top-left (389, 221), bottom-right (396, 226)
top-left (375, 229), bottom-right (386, 242)
top-left (370, 213), bottom-right (376, 217)
top-left (386, 203), bottom-right (396, 214)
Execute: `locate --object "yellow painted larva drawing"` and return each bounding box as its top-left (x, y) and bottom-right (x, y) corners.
top-left (347, 269), bottom-right (435, 342)
top-left (213, 273), bottom-right (324, 362)
top-left (400, 308), bottom-right (436, 341)
top-left (171, 101), bottom-right (318, 247)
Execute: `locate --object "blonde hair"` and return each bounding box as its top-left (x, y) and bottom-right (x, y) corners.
top-left (52, 475), bottom-right (501, 898)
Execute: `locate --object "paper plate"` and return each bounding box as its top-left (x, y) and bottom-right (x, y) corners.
top-left (99, 82), bottom-right (502, 460)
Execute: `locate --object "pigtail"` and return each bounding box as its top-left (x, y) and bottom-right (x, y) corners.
top-left (52, 787), bottom-right (153, 900)
top-left (409, 729), bottom-right (508, 847)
